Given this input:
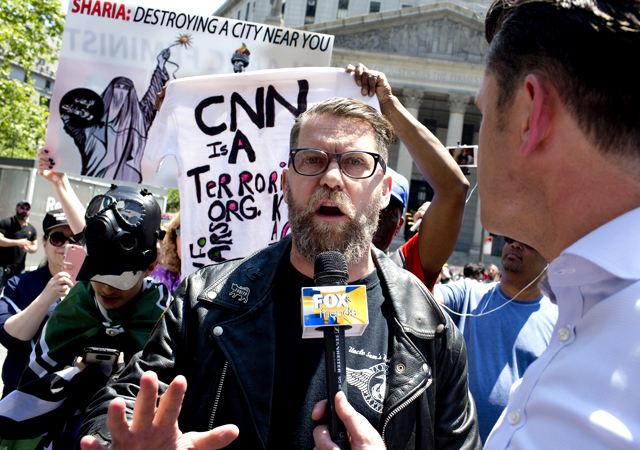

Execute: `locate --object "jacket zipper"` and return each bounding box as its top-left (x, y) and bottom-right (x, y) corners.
top-left (208, 360), bottom-right (229, 430)
top-left (381, 377), bottom-right (432, 446)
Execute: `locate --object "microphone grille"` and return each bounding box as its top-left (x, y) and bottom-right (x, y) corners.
top-left (314, 251), bottom-right (348, 286)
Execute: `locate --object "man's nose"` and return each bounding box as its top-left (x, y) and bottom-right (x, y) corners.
top-left (319, 159), bottom-right (344, 190)
top-left (101, 285), bottom-right (118, 295)
top-left (509, 240), bottom-right (524, 250)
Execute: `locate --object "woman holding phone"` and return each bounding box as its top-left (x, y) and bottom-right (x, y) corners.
top-left (0, 209), bottom-right (74, 398)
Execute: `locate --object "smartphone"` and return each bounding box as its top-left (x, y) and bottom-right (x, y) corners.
top-left (82, 347), bottom-right (120, 377)
top-left (446, 145), bottom-right (478, 167)
top-left (63, 244), bottom-right (86, 285)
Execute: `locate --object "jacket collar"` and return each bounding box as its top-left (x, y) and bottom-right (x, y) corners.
top-left (199, 235), bottom-right (446, 339)
top-left (372, 246), bottom-right (447, 340)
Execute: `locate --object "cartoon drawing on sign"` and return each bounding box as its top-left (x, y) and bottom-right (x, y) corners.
top-left (231, 43), bottom-right (250, 73)
top-left (59, 34), bottom-right (193, 182)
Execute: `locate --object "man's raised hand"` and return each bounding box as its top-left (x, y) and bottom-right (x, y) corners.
top-left (80, 371), bottom-right (239, 450)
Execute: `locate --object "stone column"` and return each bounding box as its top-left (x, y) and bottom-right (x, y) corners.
top-left (394, 89), bottom-right (423, 236)
top-left (396, 89), bottom-right (423, 184)
top-left (445, 94), bottom-right (470, 147)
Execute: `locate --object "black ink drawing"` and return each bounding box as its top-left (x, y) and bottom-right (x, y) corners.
top-left (59, 34), bottom-right (193, 182)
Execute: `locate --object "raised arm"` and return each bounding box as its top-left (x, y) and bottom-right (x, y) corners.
top-left (37, 148), bottom-right (86, 234)
top-left (347, 63), bottom-right (469, 284)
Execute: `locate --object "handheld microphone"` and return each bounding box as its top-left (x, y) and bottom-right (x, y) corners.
top-left (313, 251), bottom-right (351, 450)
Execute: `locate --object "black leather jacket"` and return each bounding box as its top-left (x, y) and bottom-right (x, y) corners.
top-left (80, 236), bottom-right (480, 449)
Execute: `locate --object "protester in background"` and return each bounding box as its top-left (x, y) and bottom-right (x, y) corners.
top-left (0, 202), bottom-right (38, 292)
top-left (374, 167), bottom-right (465, 293)
top-left (463, 262), bottom-right (485, 281)
top-left (0, 186), bottom-right (170, 449)
top-left (434, 238), bottom-right (558, 442)
top-left (362, 63), bottom-right (469, 290)
top-left (150, 212), bottom-right (181, 293)
top-left (486, 263), bottom-right (500, 282)
top-left (438, 265), bottom-right (453, 284)
top-left (0, 209), bottom-right (73, 398)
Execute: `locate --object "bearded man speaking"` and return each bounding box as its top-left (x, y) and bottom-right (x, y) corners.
top-left (79, 97), bottom-right (480, 450)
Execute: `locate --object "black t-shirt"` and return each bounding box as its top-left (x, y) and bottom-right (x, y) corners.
top-left (267, 254), bottom-right (389, 449)
top-left (0, 216), bottom-right (37, 271)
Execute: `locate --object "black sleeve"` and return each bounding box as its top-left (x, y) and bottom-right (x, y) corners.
top-left (0, 277), bottom-right (32, 352)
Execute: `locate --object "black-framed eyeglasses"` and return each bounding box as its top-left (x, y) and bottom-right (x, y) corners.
top-left (47, 232), bottom-right (74, 248)
top-left (86, 194), bottom-right (145, 227)
top-left (289, 148), bottom-right (386, 179)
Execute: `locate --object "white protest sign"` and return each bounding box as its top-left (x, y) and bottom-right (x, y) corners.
top-left (145, 68), bottom-right (379, 276)
top-left (45, 1), bottom-right (333, 186)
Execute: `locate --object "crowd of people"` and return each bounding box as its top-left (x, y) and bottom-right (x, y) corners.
top-left (0, 0), bottom-right (638, 448)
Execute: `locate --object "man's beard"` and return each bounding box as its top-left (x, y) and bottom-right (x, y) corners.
top-left (287, 183), bottom-right (382, 266)
top-left (16, 211), bottom-right (28, 220)
top-left (501, 257), bottom-right (522, 274)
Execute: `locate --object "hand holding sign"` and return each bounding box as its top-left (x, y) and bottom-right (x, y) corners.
top-left (346, 63), bottom-right (394, 114)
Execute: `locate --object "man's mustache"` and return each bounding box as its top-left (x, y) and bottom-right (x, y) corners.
top-left (305, 187), bottom-right (356, 219)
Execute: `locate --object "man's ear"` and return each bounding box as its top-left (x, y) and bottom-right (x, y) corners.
top-left (380, 173), bottom-right (392, 210)
top-left (520, 74), bottom-right (550, 157)
top-left (282, 168), bottom-right (289, 204)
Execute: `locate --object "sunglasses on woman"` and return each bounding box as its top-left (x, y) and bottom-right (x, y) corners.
top-left (47, 232), bottom-right (74, 247)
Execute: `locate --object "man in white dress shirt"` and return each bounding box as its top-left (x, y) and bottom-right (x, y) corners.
top-left (313, 0), bottom-right (640, 448)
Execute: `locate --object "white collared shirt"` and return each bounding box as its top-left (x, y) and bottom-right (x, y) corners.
top-left (485, 206), bottom-right (640, 450)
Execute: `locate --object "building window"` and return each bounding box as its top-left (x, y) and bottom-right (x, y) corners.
top-left (462, 123), bottom-right (475, 145)
top-left (369, 2), bottom-right (380, 13)
top-left (237, 10), bottom-right (241, 19)
top-left (401, 3), bottom-right (413, 7)
top-left (40, 97), bottom-right (51, 109)
top-left (305, 0), bottom-right (316, 24)
top-left (337, 0), bottom-right (349, 19)
top-left (245, 3), bottom-right (250, 20)
top-left (422, 118), bottom-right (437, 134)
top-left (45, 80), bottom-right (51, 90)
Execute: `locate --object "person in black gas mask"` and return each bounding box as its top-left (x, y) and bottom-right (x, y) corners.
top-left (0, 185), bottom-right (171, 450)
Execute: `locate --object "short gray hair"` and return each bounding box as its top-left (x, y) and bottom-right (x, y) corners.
top-left (289, 97), bottom-right (394, 162)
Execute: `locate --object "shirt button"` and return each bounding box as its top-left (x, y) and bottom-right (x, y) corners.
top-left (213, 326), bottom-right (223, 336)
top-left (207, 291), bottom-right (217, 300)
top-left (558, 327), bottom-right (571, 342)
top-left (508, 410), bottom-right (521, 425)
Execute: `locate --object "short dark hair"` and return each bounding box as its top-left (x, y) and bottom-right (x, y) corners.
top-left (289, 97), bottom-right (394, 163)
top-left (485, 0), bottom-right (640, 161)
top-left (463, 262), bottom-right (485, 278)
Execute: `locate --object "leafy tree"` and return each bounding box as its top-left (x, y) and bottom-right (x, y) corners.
top-left (167, 188), bottom-right (180, 213)
top-left (0, 0), bottom-right (65, 158)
